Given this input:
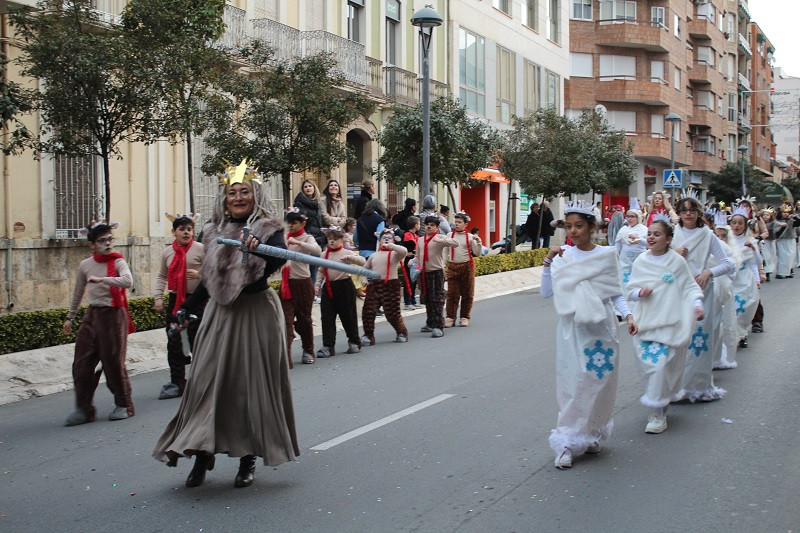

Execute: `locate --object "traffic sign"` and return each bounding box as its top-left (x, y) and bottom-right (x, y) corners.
top-left (663, 169), bottom-right (683, 188)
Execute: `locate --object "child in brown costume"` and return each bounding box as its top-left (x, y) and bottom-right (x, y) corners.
top-left (445, 211), bottom-right (483, 328)
top-left (62, 221), bottom-right (135, 426)
top-left (361, 229), bottom-right (411, 345)
top-left (280, 208), bottom-right (322, 365)
top-left (153, 213), bottom-right (205, 399)
top-left (314, 227), bottom-right (366, 357)
top-left (415, 216), bottom-right (458, 338)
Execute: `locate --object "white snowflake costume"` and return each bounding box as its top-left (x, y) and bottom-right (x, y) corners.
top-left (542, 246), bottom-right (630, 456)
top-left (627, 250), bottom-right (703, 407)
top-left (615, 222), bottom-right (648, 287)
top-left (709, 238), bottom-right (738, 370)
top-left (672, 225), bottom-right (734, 402)
top-left (774, 219), bottom-right (796, 277)
top-left (761, 238), bottom-right (777, 276)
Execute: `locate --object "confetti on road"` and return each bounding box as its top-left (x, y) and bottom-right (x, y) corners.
top-left (722, 418), bottom-right (733, 424)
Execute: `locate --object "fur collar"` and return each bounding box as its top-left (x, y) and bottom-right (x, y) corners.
top-left (200, 216), bottom-right (284, 306)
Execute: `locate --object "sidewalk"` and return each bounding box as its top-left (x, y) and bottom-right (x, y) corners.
top-left (0, 266), bottom-right (543, 405)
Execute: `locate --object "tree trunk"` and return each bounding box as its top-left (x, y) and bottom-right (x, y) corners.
top-left (101, 147), bottom-right (111, 220)
top-left (185, 128), bottom-right (195, 213)
top-left (446, 182), bottom-right (458, 212)
top-left (282, 170), bottom-right (292, 210)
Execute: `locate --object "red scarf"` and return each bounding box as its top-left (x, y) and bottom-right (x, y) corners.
top-left (380, 246), bottom-right (413, 296)
top-left (92, 252), bottom-right (135, 333)
top-left (450, 230), bottom-right (474, 268)
top-left (421, 233), bottom-right (436, 295)
top-left (167, 239), bottom-right (193, 315)
top-left (322, 246), bottom-right (342, 298)
top-left (646, 207), bottom-right (666, 226)
top-left (281, 228), bottom-right (306, 299)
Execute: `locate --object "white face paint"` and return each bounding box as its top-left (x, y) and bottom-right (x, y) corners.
top-left (380, 233), bottom-right (394, 247)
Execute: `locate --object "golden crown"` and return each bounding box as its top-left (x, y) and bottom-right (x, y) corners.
top-left (219, 159), bottom-right (262, 186)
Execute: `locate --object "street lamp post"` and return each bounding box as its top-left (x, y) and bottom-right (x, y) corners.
top-left (411, 5), bottom-right (443, 199)
top-left (665, 112), bottom-right (682, 202)
top-left (738, 145), bottom-right (748, 197)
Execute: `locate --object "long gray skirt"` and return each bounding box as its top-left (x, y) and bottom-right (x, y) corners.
top-left (153, 289), bottom-right (300, 466)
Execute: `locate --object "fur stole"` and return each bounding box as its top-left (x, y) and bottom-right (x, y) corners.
top-left (200, 217), bottom-right (285, 306)
top-left (628, 250), bottom-right (703, 347)
top-left (672, 226), bottom-right (713, 276)
top-left (615, 223), bottom-right (647, 245)
top-left (551, 246), bottom-right (623, 325)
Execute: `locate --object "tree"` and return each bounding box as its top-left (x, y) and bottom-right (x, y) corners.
top-left (0, 54), bottom-right (34, 156)
top-left (708, 161), bottom-right (769, 204)
top-left (574, 109), bottom-right (637, 194)
top-left (202, 43), bottom-right (375, 209)
top-left (123, 0), bottom-right (229, 212)
top-left (378, 97), bottom-right (501, 205)
top-left (780, 173), bottom-right (800, 203)
top-left (11, 0), bottom-right (159, 219)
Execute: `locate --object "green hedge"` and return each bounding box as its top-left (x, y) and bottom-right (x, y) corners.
top-left (0, 249), bottom-right (548, 354)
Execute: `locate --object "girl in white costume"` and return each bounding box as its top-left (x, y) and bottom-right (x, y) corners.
top-left (773, 208), bottom-right (797, 279)
top-left (541, 200), bottom-right (637, 470)
top-left (627, 217), bottom-right (703, 434)
top-left (671, 196), bottom-right (735, 402)
top-left (615, 198), bottom-right (648, 287)
top-left (710, 222), bottom-right (740, 370)
top-left (760, 209), bottom-right (777, 281)
top-left (728, 210), bottom-right (763, 349)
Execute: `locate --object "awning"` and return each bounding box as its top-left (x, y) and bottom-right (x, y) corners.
top-left (469, 167), bottom-right (510, 184)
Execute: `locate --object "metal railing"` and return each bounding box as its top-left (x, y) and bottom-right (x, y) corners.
top-left (54, 155), bottom-right (104, 239)
top-left (429, 79), bottom-right (450, 100)
top-left (738, 33), bottom-right (752, 56)
top-left (214, 4), bottom-right (248, 54)
top-left (366, 56), bottom-right (384, 97)
top-left (385, 66), bottom-right (419, 106)
top-left (251, 18), bottom-right (302, 65)
top-left (301, 31), bottom-right (366, 86)
top-left (738, 72), bottom-right (751, 90)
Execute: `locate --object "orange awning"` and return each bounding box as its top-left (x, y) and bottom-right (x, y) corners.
top-left (469, 168), bottom-right (510, 184)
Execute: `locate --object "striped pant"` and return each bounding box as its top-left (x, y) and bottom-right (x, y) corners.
top-left (321, 278), bottom-right (361, 349)
top-left (362, 278), bottom-right (408, 338)
top-left (445, 261), bottom-right (475, 320)
top-left (422, 269), bottom-right (445, 329)
top-left (280, 277), bottom-right (315, 359)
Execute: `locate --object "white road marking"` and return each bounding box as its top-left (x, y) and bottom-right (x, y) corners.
top-left (310, 394), bottom-right (455, 451)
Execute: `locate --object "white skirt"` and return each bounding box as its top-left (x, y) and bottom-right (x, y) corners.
top-left (634, 340), bottom-right (686, 408)
top-left (761, 240), bottom-right (777, 274)
top-left (776, 239), bottom-right (794, 277)
top-left (681, 279), bottom-right (726, 402)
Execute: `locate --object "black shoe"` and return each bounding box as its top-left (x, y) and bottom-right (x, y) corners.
top-left (234, 455), bottom-right (256, 488)
top-left (751, 323), bottom-right (764, 333)
top-left (186, 453), bottom-right (215, 487)
top-left (776, 275), bottom-right (786, 279)
top-left (738, 336), bottom-right (748, 348)
top-left (766, 273), bottom-right (771, 282)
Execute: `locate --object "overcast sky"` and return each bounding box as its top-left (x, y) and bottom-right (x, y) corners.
top-left (748, 2), bottom-right (799, 78)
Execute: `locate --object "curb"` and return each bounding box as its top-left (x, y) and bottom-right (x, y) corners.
top-left (0, 266), bottom-right (543, 405)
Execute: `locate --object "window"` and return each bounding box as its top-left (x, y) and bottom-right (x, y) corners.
top-left (651, 6), bottom-right (665, 27)
top-left (726, 14), bottom-right (735, 41)
top-left (696, 90), bottom-right (714, 109)
top-left (570, 52), bottom-right (593, 77)
top-left (696, 2), bottom-right (715, 23)
top-left (347, 0), bottom-right (364, 43)
top-left (696, 46), bottom-right (715, 66)
top-left (673, 14), bottom-right (681, 38)
top-left (572, 0), bottom-right (591, 20)
top-left (547, 0), bottom-right (559, 43)
top-left (650, 60), bottom-right (664, 83)
top-left (651, 113), bottom-right (664, 137)
top-left (694, 135), bottom-right (715, 154)
top-left (599, 54), bottom-right (636, 81)
top-left (496, 46), bottom-right (516, 123)
top-left (718, 96), bottom-right (724, 117)
top-left (386, 1), bottom-right (400, 66)
top-left (599, 0), bottom-right (636, 23)
top-left (728, 134), bottom-right (736, 161)
top-left (673, 67), bottom-right (681, 90)
top-left (606, 110), bottom-right (636, 133)
top-left (54, 155), bottom-right (103, 239)
top-left (728, 93), bottom-right (737, 121)
top-left (493, 0), bottom-right (511, 14)
top-left (524, 0), bottom-right (539, 30)
top-left (524, 60), bottom-right (541, 115)
top-left (459, 28), bottom-right (485, 116)
top-left (545, 70), bottom-right (560, 109)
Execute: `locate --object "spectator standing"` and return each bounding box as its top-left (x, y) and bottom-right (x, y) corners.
top-left (353, 178), bottom-right (376, 220)
top-left (318, 179), bottom-right (348, 229)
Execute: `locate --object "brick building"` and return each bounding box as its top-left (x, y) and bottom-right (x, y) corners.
top-left (748, 21), bottom-right (774, 176)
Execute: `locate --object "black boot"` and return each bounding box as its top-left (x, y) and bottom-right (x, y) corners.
top-left (186, 453), bottom-right (215, 488)
top-left (234, 455), bottom-right (256, 488)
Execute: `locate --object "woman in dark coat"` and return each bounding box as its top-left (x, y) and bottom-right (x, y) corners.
top-left (293, 179), bottom-right (326, 281)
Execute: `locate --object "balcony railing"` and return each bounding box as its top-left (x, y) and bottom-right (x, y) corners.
top-left (594, 15), bottom-right (673, 53)
top-left (251, 18), bottom-right (302, 65)
top-left (738, 33), bottom-right (752, 57)
top-left (738, 112), bottom-right (751, 130)
top-left (213, 4), bottom-right (248, 53)
top-left (366, 56), bottom-right (384, 97)
top-left (91, 0), bottom-right (125, 25)
top-left (737, 72), bottom-right (751, 91)
top-left (385, 66), bottom-right (419, 106)
top-left (424, 79), bottom-right (450, 100)
top-left (595, 76), bottom-right (672, 106)
top-left (302, 31), bottom-right (367, 86)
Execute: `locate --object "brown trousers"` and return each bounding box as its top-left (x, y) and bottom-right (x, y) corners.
top-left (362, 278), bottom-right (408, 338)
top-left (321, 278), bottom-right (361, 349)
top-left (446, 261), bottom-right (476, 320)
top-left (280, 277), bottom-right (315, 358)
top-left (73, 306), bottom-right (133, 417)
top-left (422, 269), bottom-right (446, 329)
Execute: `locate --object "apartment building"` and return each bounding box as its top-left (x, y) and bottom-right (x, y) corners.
top-left (565, 0), bottom-right (740, 204)
top-left (772, 67), bottom-right (800, 161)
top-left (748, 20), bottom-right (773, 176)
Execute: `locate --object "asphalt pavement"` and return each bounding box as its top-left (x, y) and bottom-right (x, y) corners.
top-left (1, 275), bottom-right (799, 532)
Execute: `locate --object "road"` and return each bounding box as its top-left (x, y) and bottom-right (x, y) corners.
top-left (1, 277), bottom-right (799, 532)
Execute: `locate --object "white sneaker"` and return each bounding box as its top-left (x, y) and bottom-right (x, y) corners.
top-left (444, 318), bottom-right (455, 328)
top-left (554, 449), bottom-right (573, 469)
top-left (645, 414), bottom-right (667, 434)
top-left (405, 304), bottom-right (416, 311)
top-left (314, 296), bottom-right (321, 303)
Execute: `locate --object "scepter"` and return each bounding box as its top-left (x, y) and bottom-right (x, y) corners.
top-left (217, 230), bottom-right (381, 279)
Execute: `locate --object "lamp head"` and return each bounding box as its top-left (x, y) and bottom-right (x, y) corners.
top-left (411, 5), bottom-right (443, 28)
top-left (737, 145), bottom-right (748, 154)
top-left (665, 112), bottom-right (682, 123)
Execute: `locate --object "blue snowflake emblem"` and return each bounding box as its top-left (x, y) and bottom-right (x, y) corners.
top-left (640, 341), bottom-right (668, 364)
top-left (739, 262), bottom-right (747, 271)
top-left (688, 326), bottom-right (709, 357)
top-left (735, 294), bottom-right (747, 315)
top-left (583, 340), bottom-right (615, 379)
top-left (622, 269), bottom-right (631, 283)
top-left (661, 272), bottom-right (675, 284)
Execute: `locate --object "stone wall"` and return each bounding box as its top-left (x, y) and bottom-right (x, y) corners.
top-left (0, 236), bottom-right (168, 313)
